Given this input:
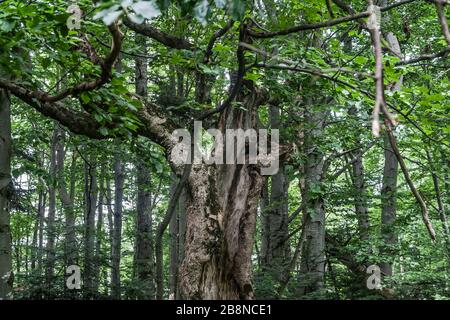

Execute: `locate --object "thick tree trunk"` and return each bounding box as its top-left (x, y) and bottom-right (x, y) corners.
top-left (0, 88), bottom-right (13, 299)
top-left (297, 104), bottom-right (327, 296)
top-left (111, 147), bottom-right (124, 299)
top-left (179, 84), bottom-right (264, 300)
top-left (83, 150), bottom-right (98, 297)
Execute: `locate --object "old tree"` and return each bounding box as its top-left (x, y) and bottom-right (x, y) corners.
top-left (0, 0), bottom-right (449, 300)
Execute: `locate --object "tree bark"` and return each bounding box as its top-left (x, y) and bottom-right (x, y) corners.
top-left (380, 29), bottom-right (403, 278)
top-left (83, 149), bottom-right (98, 297)
top-left (55, 130), bottom-right (78, 268)
top-left (135, 159), bottom-right (155, 299)
top-left (0, 88), bottom-right (13, 299)
top-left (179, 82), bottom-right (264, 300)
top-left (111, 146), bottom-right (124, 299)
top-left (260, 105), bottom-right (290, 288)
top-left (297, 102), bottom-right (327, 296)
top-left (380, 133), bottom-right (399, 277)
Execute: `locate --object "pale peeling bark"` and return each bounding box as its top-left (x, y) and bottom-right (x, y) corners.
top-left (0, 89), bottom-right (13, 299)
top-left (179, 85), bottom-right (264, 300)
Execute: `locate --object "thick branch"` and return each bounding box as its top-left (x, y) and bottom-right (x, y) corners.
top-left (123, 17), bottom-right (194, 50)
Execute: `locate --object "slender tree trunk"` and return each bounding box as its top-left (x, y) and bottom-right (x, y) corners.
top-left (169, 179), bottom-right (179, 299)
top-left (133, 33), bottom-right (155, 299)
top-left (56, 131), bottom-right (78, 268)
top-left (135, 159), bottom-right (155, 299)
top-left (106, 174), bottom-right (114, 295)
top-left (94, 163), bottom-right (105, 294)
top-left (380, 29), bottom-right (402, 278)
top-left (260, 105), bottom-right (290, 290)
top-left (0, 88), bottom-right (13, 299)
top-left (380, 133), bottom-right (399, 277)
top-left (84, 149), bottom-right (98, 297)
top-left (348, 108), bottom-right (370, 241)
top-left (37, 190), bottom-right (46, 272)
top-left (45, 127), bottom-right (58, 289)
top-left (111, 147), bottom-right (124, 299)
top-left (426, 150), bottom-right (450, 245)
top-left (177, 187), bottom-right (187, 299)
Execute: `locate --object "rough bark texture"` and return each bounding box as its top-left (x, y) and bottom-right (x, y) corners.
top-left (0, 89), bottom-right (13, 299)
top-left (179, 83), bottom-right (264, 300)
top-left (297, 101), bottom-right (327, 296)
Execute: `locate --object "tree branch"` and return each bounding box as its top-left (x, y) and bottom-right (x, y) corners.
top-left (123, 16), bottom-right (194, 50)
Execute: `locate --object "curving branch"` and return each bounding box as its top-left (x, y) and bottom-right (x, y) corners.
top-left (123, 16), bottom-right (194, 50)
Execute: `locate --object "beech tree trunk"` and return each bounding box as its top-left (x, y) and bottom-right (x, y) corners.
top-left (297, 102), bottom-right (327, 296)
top-left (179, 82), bottom-right (264, 300)
top-left (0, 88), bottom-right (13, 299)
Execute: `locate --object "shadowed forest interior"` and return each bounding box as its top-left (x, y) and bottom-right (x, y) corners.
top-left (0, 0), bottom-right (449, 300)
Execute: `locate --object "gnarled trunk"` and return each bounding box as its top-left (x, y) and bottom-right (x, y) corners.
top-left (179, 85), bottom-right (264, 300)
